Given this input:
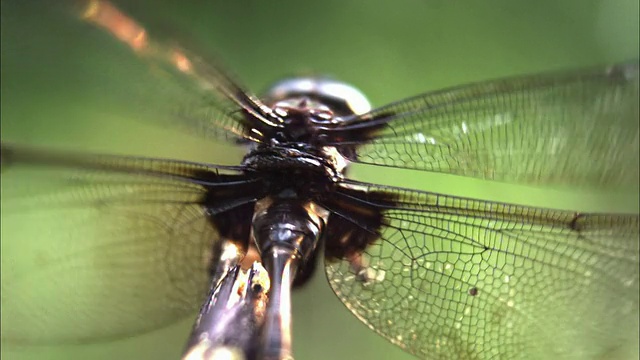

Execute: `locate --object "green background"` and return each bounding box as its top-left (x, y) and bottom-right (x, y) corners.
top-left (1, 0), bottom-right (638, 359)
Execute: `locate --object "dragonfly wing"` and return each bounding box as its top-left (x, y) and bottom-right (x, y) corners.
top-left (328, 61), bottom-right (639, 190)
top-left (324, 180), bottom-right (639, 359)
top-left (1, 144), bottom-right (258, 343)
top-left (6, 1), bottom-right (280, 145)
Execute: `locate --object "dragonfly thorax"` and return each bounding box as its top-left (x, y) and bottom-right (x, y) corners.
top-left (241, 142), bottom-right (348, 183)
top-left (241, 77), bottom-right (367, 181)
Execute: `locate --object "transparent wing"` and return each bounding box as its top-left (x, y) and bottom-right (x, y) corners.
top-left (329, 61), bottom-right (639, 190)
top-left (325, 180), bottom-right (639, 359)
top-left (16, 0), bottom-right (279, 144)
top-left (80, 0), bottom-right (285, 143)
top-left (1, 144), bottom-right (258, 344)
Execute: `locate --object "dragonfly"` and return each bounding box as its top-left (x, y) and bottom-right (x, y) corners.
top-left (2, 1), bottom-right (638, 359)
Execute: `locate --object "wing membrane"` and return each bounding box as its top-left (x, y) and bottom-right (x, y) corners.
top-left (326, 180), bottom-right (639, 359)
top-left (34, 0), bottom-right (279, 144)
top-left (330, 61), bottom-right (639, 190)
top-left (1, 144), bottom-right (256, 343)
top-left (87, 0), bottom-right (284, 142)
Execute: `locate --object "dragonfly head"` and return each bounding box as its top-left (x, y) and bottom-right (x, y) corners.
top-left (265, 77), bottom-right (371, 116)
top-left (261, 77), bottom-right (372, 146)
top-left (265, 77), bottom-right (371, 120)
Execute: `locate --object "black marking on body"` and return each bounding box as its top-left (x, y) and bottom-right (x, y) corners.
top-left (194, 163), bottom-right (333, 287)
top-left (321, 186), bottom-right (398, 262)
top-left (190, 169), bottom-right (264, 274)
top-left (194, 160), bottom-right (399, 286)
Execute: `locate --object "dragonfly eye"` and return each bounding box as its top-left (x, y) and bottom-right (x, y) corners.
top-left (264, 77), bottom-right (372, 117)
